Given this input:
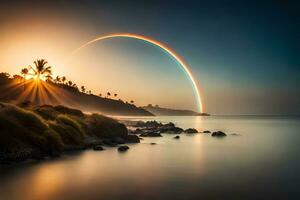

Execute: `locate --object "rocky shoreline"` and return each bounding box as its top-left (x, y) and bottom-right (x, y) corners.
top-left (0, 102), bottom-right (233, 165)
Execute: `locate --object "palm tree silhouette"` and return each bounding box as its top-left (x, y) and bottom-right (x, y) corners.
top-left (62, 76), bottom-right (66, 84)
top-left (81, 86), bottom-right (86, 93)
top-left (21, 68), bottom-right (29, 91)
top-left (29, 59), bottom-right (52, 80)
top-left (55, 76), bottom-right (61, 83)
top-left (45, 74), bottom-right (53, 82)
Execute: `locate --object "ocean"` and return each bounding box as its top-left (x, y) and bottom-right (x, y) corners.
top-left (0, 116), bottom-right (299, 199)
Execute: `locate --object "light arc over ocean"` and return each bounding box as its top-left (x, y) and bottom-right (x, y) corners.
top-left (71, 33), bottom-right (204, 113)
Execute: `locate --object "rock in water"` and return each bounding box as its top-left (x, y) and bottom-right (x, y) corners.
top-left (174, 135), bottom-right (180, 139)
top-left (140, 132), bottom-right (162, 137)
top-left (112, 137), bottom-right (126, 144)
top-left (118, 146), bottom-right (129, 152)
top-left (184, 128), bottom-right (198, 133)
top-left (125, 135), bottom-right (140, 143)
top-left (211, 131), bottom-right (227, 137)
top-left (93, 145), bottom-right (104, 151)
top-left (150, 143), bottom-right (157, 145)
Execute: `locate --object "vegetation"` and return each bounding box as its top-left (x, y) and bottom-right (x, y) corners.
top-left (0, 102), bottom-right (129, 160)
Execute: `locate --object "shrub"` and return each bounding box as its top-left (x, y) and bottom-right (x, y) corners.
top-left (54, 105), bottom-right (84, 118)
top-left (0, 103), bottom-right (63, 153)
top-left (85, 113), bottom-right (128, 138)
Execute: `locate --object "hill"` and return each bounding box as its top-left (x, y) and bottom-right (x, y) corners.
top-left (142, 105), bottom-right (210, 116)
top-left (0, 75), bottom-right (153, 116)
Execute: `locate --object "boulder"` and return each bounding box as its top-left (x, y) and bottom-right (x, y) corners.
top-left (103, 139), bottom-right (118, 146)
top-left (93, 145), bottom-right (104, 151)
top-left (184, 128), bottom-right (198, 133)
top-left (112, 137), bottom-right (125, 144)
top-left (160, 126), bottom-right (183, 133)
top-left (174, 135), bottom-right (180, 139)
top-left (132, 128), bottom-right (144, 134)
top-left (139, 132), bottom-right (162, 137)
top-left (211, 131), bottom-right (227, 137)
top-left (125, 135), bottom-right (140, 143)
top-left (203, 130), bottom-right (211, 133)
top-left (118, 145), bottom-right (129, 152)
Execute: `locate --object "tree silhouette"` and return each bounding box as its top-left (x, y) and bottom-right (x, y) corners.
top-left (88, 90), bottom-right (91, 95)
top-left (81, 86), bottom-right (86, 93)
top-left (99, 93), bottom-right (102, 97)
top-left (68, 81), bottom-right (73, 86)
top-left (62, 76), bottom-right (66, 84)
top-left (21, 68), bottom-right (29, 91)
top-left (130, 100), bottom-right (134, 104)
top-left (107, 92), bottom-right (111, 98)
top-left (29, 59), bottom-right (52, 80)
top-left (114, 93), bottom-right (117, 98)
top-left (45, 74), bottom-right (53, 82)
top-left (55, 76), bottom-right (61, 83)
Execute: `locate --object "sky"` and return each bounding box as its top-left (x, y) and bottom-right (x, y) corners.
top-left (0, 0), bottom-right (299, 115)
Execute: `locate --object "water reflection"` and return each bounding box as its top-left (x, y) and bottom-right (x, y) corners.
top-left (0, 116), bottom-right (299, 199)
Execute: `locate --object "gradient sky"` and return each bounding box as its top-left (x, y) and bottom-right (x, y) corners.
top-left (0, 0), bottom-right (299, 114)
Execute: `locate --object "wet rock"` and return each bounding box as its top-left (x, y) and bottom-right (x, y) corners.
top-left (184, 128), bottom-right (198, 133)
top-left (93, 145), bottom-right (104, 151)
top-left (160, 127), bottom-right (183, 134)
top-left (203, 130), bottom-right (211, 133)
top-left (103, 139), bottom-right (118, 146)
top-left (118, 145), bottom-right (129, 152)
top-left (140, 132), bottom-right (162, 137)
top-left (211, 131), bottom-right (227, 137)
top-left (112, 137), bottom-right (125, 144)
top-left (125, 135), bottom-right (140, 143)
top-left (174, 135), bottom-right (180, 139)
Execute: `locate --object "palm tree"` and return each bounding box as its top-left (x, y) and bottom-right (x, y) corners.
top-left (81, 86), bottom-right (86, 93)
top-left (55, 76), bottom-right (61, 84)
top-left (62, 76), bottom-right (66, 84)
top-left (114, 93), bottom-right (117, 98)
top-left (45, 74), bottom-right (53, 82)
top-left (29, 59), bottom-right (52, 80)
top-left (21, 68), bottom-right (29, 91)
top-left (107, 92), bottom-right (111, 98)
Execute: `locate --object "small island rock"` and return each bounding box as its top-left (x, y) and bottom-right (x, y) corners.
top-left (174, 135), bottom-right (180, 139)
top-left (184, 128), bottom-right (198, 133)
top-left (211, 131), bottom-right (227, 137)
top-left (118, 145), bottom-right (130, 152)
top-left (203, 130), bottom-right (211, 133)
top-left (93, 145), bottom-right (104, 151)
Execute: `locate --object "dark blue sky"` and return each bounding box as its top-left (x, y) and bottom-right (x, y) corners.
top-left (1, 0), bottom-right (299, 114)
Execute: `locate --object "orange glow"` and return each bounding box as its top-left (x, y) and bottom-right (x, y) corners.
top-left (70, 33), bottom-right (204, 113)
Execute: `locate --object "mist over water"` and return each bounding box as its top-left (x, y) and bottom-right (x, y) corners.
top-left (0, 116), bottom-right (299, 200)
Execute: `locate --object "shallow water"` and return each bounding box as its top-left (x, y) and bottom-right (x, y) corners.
top-left (0, 116), bottom-right (300, 200)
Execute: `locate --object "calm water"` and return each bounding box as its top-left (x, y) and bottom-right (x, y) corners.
top-left (0, 116), bottom-right (300, 200)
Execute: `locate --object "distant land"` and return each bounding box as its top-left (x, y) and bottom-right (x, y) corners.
top-left (0, 75), bottom-right (153, 116)
top-left (142, 105), bottom-right (210, 116)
